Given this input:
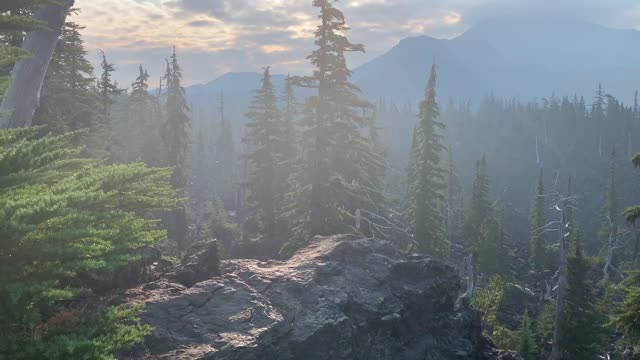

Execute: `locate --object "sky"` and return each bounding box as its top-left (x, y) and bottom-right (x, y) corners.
top-left (73, 0), bottom-right (640, 87)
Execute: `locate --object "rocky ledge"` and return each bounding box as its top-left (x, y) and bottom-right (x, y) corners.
top-left (119, 235), bottom-right (520, 360)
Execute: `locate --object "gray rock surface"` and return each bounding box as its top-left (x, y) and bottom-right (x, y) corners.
top-left (169, 239), bottom-right (221, 287)
top-left (120, 235), bottom-right (520, 360)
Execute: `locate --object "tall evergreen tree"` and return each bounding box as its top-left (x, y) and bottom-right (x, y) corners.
top-left (243, 66), bottom-right (285, 255)
top-left (530, 167), bottom-right (546, 272)
top-left (281, 74), bottom-right (298, 163)
top-left (405, 124), bottom-right (420, 219)
top-left (123, 64), bottom-right (164, 165)
top-left (562, 230), bottom-right (606, 359)
top-left (96, 49), bottom-right (124, 117)
top-left (162, 47), bottom-right (190, 252)
top-left (445, 148), bottom-right (462, 245)
top-left (514, 311), bottom-right (537, 360)
top-left (213, 93), bottom-right (236, 208)
top-left (32, 21), bottom-right (110, 156)
top-left (283, 0), bottom-right (382, 250)
top-left (413, 64), bottom-right (447, 257)
top-left (463, 155), bottom-right (491, 250)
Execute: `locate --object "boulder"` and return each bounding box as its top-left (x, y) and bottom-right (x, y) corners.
top-left (120, 235), bottom-right (519, 360)
top-left (169, 239), bottom-right (221, 287)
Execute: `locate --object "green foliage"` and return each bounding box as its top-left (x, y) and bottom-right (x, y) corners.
top-left (472, 275), bottom-right (511, 347)
top-left (413, 64), bottom-right (447, 257)
top-left (116, 65), bottom-right (165, 165)
top-left (0, 1), bottom-right (49, 101)
top-left (616, 271), bottom-right (640, 340)
top-left (283, 0), bottom-right (383, 251)
top-left (562, 232), bottom-right (607, 359)
top-left (0, 128), bottom-right (178, 359)
top-left (204, 193), bottom-right (239, 258)
top-left (514, 311), bottom-right (538, 360)
top-left (537, 300), bottom-right (556, 346)
top-left (462, 155), bottom-right (506, 274)
top-left (162, 47), bottom-right (190, 252)
top-left (32, 21), bottom-right (110, 157)
top-left (243, 66), bottom-right (286, 255)
top-left (3, 304), bottom-right (152, 360)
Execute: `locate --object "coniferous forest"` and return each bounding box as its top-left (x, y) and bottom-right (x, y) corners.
top-left (3, 1), bottom-right (640, 359)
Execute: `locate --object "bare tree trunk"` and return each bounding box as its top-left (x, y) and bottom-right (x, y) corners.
top-left (0, 0), bottom-right (74, 129)
top-left (551, 209), bottom-right (567, 360)
top-left (461, 253), bottom-right (475, 300)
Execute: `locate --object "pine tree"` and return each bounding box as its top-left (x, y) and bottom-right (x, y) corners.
top-left (283, 0), bottom-right (381, 250)
top-left (0, 127), bottom-right (178, 358)
top-left (445, 147), bottom-right (462, 245)
top-left (32, 21), bottom-right (110, 157)
top-left (617, 154), bottom-right (640, 340)
top-left (463, 155), bottom-right (491, 250)
top-left (514, 311), bottom-right (537, 360)
top-left (281, 74), bottom-right (298, 163)
top-left (243, 66), bottom-right (284, 255)
top-left (413, 64), bottom-right (447, 257)
top-left (124, 64), bottom-right (164, 165)
top-left (405, 124), bottom-right (420, 220)
top-left (96, 50), bottom-right (124, 117)
top-left (162, 47), bottom-right (190, 252)
top-left (562, 230), bottom-right (606, 359)
top-left (530, 167), bottom-right (546, 272)
top-left (213, 93), bottom-right (236, 208)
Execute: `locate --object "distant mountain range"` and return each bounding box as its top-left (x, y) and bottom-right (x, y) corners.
top-left (186, 15), bottom-right (640, 130)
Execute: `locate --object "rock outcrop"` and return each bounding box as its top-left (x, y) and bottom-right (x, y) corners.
top-left (168, 239), bottom-right (221, 287)
top-left (119, 235), bottom-right (520, 360)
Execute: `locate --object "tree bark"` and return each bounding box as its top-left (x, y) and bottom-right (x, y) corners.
top-left (0, 0), bottom-right (74, 129)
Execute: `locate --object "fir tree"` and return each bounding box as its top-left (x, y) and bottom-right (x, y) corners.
top-left (162, 47), bottom-right (190, 252)
top-left (561, 229), bottom-right (606, 359)
top-left (32, 21), bottom-right (110, 157)
top-left (514, 311), bottom-right (537, 360)
top-left (124, 64), bottom-right (164, 165)
top-left (0, 127), bottom-right (178, 358)
top-left (244, 66), bottom-right (284, 255)
top-left (283, 0), bottom-right (382, 250)
top-left (96, 49), bottom-right (124, 117)
top-left (530, 167), bottom-right (546, 272)
top-left (281, 74), bottom-right (298, 163)
top-left (413, 64), bottom-right (447, 257)
top-left (405, 124), bottom-right (420, 220)
top-left (463, 155), bottom-right (491, 250)
top-left (445, 147), bottom-right (462, 245)
top-left (213, 93), bottom-right (236, 208)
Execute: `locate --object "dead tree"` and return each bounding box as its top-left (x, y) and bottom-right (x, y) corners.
top-left (603, 216), bottom-right (625, 282)
top-left (461, 253), bottom-right (475, 300)
top-left (0, 0), bottom-right (75, 129)
top-left (551, 205), bottom-right (569, 360)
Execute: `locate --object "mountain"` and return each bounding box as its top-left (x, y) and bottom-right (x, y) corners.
top-left (186, 16), bottom-right (640, 128)
top-left (352, 16), bottom-right (640, 105)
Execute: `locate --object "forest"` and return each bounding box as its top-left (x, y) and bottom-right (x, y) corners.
top-left (2, 1), bottom-right (640, 359)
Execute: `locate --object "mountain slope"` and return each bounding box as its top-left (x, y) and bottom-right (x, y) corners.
top-left (186, 16), bottom-right (640, 127)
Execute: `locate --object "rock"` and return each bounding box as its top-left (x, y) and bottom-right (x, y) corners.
top-left (88, 246), bottom-right (162, 291)
top-left (169, 239), bottom-right (221, 287)
top-left (119, 235), bottom-right (519, 360)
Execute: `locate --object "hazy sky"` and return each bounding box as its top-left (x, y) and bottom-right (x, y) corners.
top-left (74, 0), bottom-right (640, 87)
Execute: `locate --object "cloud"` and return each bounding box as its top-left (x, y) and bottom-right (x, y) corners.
top-left (73, 0), bottom-right (640, 87)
